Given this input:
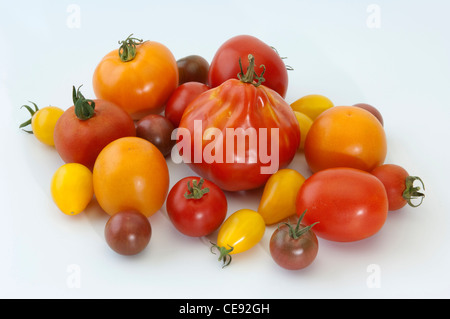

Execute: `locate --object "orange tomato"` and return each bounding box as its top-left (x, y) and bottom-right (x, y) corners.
top-left (92, 35), bottom-right (178, 120)
top-left (93, 137), bottom-right (170, 218)
top-left (304, 106), bottom-right (387, 173)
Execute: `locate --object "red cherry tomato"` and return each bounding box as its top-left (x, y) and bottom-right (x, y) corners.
top-left (136, 114), bottom-right (175, 157)
top-left (296, 167), bottom-right (389, 242)
top-left (165, 82), bottom-right (210, 128)
top-left (166, 177), bottom-right (227, 237)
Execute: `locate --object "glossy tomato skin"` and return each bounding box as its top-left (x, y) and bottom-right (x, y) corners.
top-left (177, 79), bottom-right (300, 192)
top-left (353, 103), bottom-right (384, 126)
top-left (165, 82), bottom-right (210, 128)
top-left (304, 106), bottom-right (387, 173)
top-left (93, 41), bottom-right (178, 120)
top-left (166, 177), bottom-right (227, 237)
top-left (136, 114), bottom-right (175, 157)
top-left (208, 35), bottom-right (289, 98)
top-left (296, 167), bottom-right (388, 242)
top-left (177, 55), bottom-right (210, 85)
top-left (53, 100), bottom-right (136, 171)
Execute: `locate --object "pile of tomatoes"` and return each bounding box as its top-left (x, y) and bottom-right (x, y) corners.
top-left (19, 34), bottom-right (425, 270)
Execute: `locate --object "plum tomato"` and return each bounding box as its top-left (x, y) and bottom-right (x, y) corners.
top-left (177, 55), bottom-right (210, 85)
top-left (104, 209), bottom-right (152, 256)
top-left (290, 94), bottom-right (334, 121)
top-left (165, 82), bottom-right (210, 128)
top-left (136, 114), bottom-right (175, 157)
top-left (293, 111), bottom-right (313, 151)
top-left (353, 103), bottom-right (384, 126)
top-left (269, 210), bottom-right (319, 270)
top-left (296, 167), bottom-right (389, 242)
top-left (166, 177), bottom-right (227, 237)
top-left (371, 164), bottom-right (425, 211)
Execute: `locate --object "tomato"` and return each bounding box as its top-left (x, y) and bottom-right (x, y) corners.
top-left (293, 111), bottom-right (313, 151)
top-left (258, 168), bottom-right (306, 225)
top-left (166, 177), bottom-right (227, 237)
top-left (290, 94), bottom-right (334, 121)
top-left (104, 209), bottom-right (152, 256)
top-left (177, 54), bottom-right (300, 191)
top-left (19, 102), bottom-right (64, 146)
top-left (304, 105), bottom-right (387, 173)
top-left (136, 114), bottom-right (175, 157)
top-left (353, 103), bottom-right (384, 126)
top-left (208, 35), bottom-right (289, 98)
top-left (371, 164), bottom-right (425, 211)
top-left (165, 82), bottom-right (210, 128)
top-left (269, 210), bottom-right (319, 270)
top-left (177, 55), bottom-right (210, 85)
top-left (53, 86), bottom-right (136, 171)
top-left (50, 163), bottom-right (94, 216)
top-left (93, 34), bottom-right (178, 120)
top-left (296, 167), bottom-right (388, 242)
top-left (210, 209), bottom-right (265, 267)
top-left (93, 136), bottom-right (169, 218)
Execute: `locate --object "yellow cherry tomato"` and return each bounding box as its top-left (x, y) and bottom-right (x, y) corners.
top-left (294, 111), bottom-right (313, 151)
top-left (290, 94), bottom-right (334, 121)
top-left (51, 163), bottom-right (94, 216)
top-left (211, 209), bottom-right (265, 267)
top-left (258, 168), bottom-right (306, 225)
top-left (20, 102), bottom-right (64, 146)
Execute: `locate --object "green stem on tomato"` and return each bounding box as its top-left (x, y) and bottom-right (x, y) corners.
top-left (19, 101), bottom-right (40, 134)
top-left (237, 54), bottom-right (266, 87)
top-left (210, 242), bottom-right (234, 268)
top-left (118, 34), bottom-right (145, 62)
top-left (184, 178), bottom-right (210, 199)
top-left (282, 210), bottom-right (318, 240)
top-left (72, 85), bottom-right (95, 120)
top-left (403, 176), bottom-right (425, 207)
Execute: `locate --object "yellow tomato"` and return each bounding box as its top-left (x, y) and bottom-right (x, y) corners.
top-left (51, 163), bottom-right (94, 216)
top-left (211, 209), bottom-right (265, 267)
top-left (290, 94), bottom-right (334, 121)
top-left (294, 111), bottom-right (313, 151)
top-left (258, 168), bottom-right (306, 225)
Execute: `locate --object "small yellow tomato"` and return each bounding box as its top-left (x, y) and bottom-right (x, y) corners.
top-left (290, 94), bottom-right (334, 121)
top-left (51, 163), bottom-right (94, 216)
top-left (258, 168), bottom-right (306, 225)
top-left (294, 111), bottom-right (313, 151)
top-left (211, 209), bottom-right (265, 267)
top-left (20, 102), bottom-right (64, 146)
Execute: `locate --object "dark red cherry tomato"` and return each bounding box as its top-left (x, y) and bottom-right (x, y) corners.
top-left (353, 103), bottom-right (384, 126)
top-left (177, 55), bottom-right (210, 85)
top-left (136, 114), bottom-right (175, 157)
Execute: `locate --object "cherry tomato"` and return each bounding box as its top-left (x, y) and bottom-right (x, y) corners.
top-left (293, 111), bottom-right (313, 151)
top-left (177, 55), bottom-right (300, 191)
top-left (166, 177), bottom-right (227, 237)
top-left (93, 136), bottom-right (169, 218)
top-left (304, 105), bottom-right (387, 173)
top-left (136, 114), bottom-right (175, 157)
top-left (371, 164), bottom-right (425, 211)
top-left (177, 55), bottom-right (210, 85)
top-left (51, 163), bottom-right (94, 216)
top-left (353, 103), bottom-right (384, 126)
top-left (165, 82), bottom-right (210, 128)
top-left (104, 210), bottom-right (152, 256)
top-left (208, 35), bottom-right (289, 98)
top-left (269, 210), bottom-right (319, 270)
top-left (290, 94), bottom-right (334, 121)
top-left (54, 86), bottom-right (136, 171)
top-left (210, 208), bottom-right (265, 267)
top-left (296, 167), bottom-right (389, 242)
top-left (19, 102), bottom-right (64, 146)
top-left (93, 34), bottom-right (178, 120)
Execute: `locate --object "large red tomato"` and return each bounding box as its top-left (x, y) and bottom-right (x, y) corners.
top-left (296, 167), bottom-right (389, 242)
top-left (208, 35), bottom-right (289, 98)
top-left (176, 55), bottom-right (300, 192)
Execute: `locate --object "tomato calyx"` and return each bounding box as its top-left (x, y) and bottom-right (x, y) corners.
top-left (283, 210), bottom-right (318, 240)
top-left (210, 242), bottom-right (234, 268)
top-left (19, 101), bottom-right (39, 133)
top-left (403, 176), bottom-right (425, 207)
top-left (237, 54), bottom-right (266, 87)
top-left (184, 178), bottom-right (210, 199)
top-left (72, 85), bottom-right (96, 120)
top-left (118, 34), bottom-right (145, 62)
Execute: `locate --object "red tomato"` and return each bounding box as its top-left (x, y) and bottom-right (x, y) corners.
top-left (166, 177), bottom-right (227, 237)
top-left (177, 55), bottom-right (300, 192)
top-left (208, 35), bottom-right (289, 98)
top-left (296, 167), bottom-right (389, 242)
top-left (165, 82), bottom-right (210, 128)
top-left (371, 164), bottom-right (425, 211)
top-left (136, 114), bottom-right (175, 157)
top-left (54, 86), bottom-right (136, 171)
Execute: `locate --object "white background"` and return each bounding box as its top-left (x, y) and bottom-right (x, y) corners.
top-left (1, 0), bottom-right (449, 299)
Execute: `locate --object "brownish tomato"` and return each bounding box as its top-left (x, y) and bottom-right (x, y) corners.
top-left (136, 114), bottom-right (175, 157)
top-left (177, 55), bottom-right (210, 85)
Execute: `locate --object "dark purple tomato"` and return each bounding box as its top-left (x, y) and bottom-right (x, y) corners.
top-left (136, 114), bottom-right (175, 157)
top-left (269, 211), bottom-right (319, 270)
top-left (353, 103), bottom-right (384, 126)
top-left (104, 210), bottom-right (152, 256)
top-left (177, 55), bottom-right (210, 85)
